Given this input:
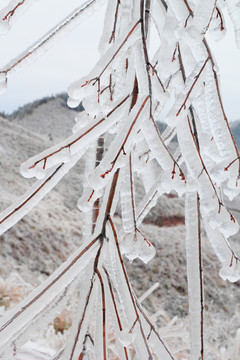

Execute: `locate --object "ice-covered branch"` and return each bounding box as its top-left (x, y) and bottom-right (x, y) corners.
top-left (0, 0), bottom-right (106, 90)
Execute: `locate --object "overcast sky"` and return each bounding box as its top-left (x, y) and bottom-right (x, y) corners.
top-left (0, 0), bottom-right (240, 122)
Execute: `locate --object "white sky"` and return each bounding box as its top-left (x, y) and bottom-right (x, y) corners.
top-left (0, 0), bottom-right (240, 121)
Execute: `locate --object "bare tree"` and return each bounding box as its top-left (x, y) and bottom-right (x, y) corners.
top-left (0, 0), bottom-right (240, 359)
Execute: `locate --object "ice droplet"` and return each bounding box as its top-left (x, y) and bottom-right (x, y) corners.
top-left (119, 328), bottom-right (136, 346)
top-left (219, 260), bottom-right (240, 282)
top-left (67, 97), bottom-right (80, 108)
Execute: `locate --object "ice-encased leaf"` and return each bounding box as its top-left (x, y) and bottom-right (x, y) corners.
top-left (120, 230), bottom-right (156, 264)
top-left (227, 0), bottom-right (240, 48)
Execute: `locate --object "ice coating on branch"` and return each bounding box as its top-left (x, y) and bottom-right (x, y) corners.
top-left (1, 0), bottom-right (240, 357)
top-left (0, 72), bottom-right (7, 93)
top-left (0, 240), bottom-right (99, 354)
top-left (63, 267), bottom-right (97, 358)
top-left (0, 0), bottom-right (107, 80)
top-left (107, 232), bottom-right (154, 359)
top-left (0, 153), bottom-right (82, 236)
top-left (227, 0), bottom-right (240, 48)
top-left (20, 105), bottom-right (128, 179)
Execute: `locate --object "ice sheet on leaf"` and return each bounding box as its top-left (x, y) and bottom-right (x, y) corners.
top-left (187, 0), bottom-right (216, 37)
top-left (161, 167), bottom-right (186, 197)
top-left (204, 220), bottom-right (240, 282)
top-left (150, 0), bottom-right (166, 39)
top-left (168, 0), bottom-right (190, 23)
top-left (167, 58), bottom-right (209, 127)
top-left (133, 40), bottom-right (149, 95)
top-left (227, 0), bottom-right (240, 48)
top-left (120, 230), bottom-right (156, 264)
top-left (209, 7), bottom-right (226, 41)
top-left (98, 0), bottom-right (120, 53)
top-left (141, 119), bottom-right (176, 171)
top-left (207, 205), bottom-right (239, 239)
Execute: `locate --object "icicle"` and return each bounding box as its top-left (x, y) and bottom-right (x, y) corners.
top-left (185, 191), bottom-right (204, 360)
top-left (119, 162), bottom-right (136, 234)
top-left (94, 278), bottom-right (107, 360)
top-left (203, 221), bottom-right (240, 282)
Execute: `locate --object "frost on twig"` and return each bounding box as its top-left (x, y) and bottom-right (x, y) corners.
top-left (0, 0), bottom-right (240, 358)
